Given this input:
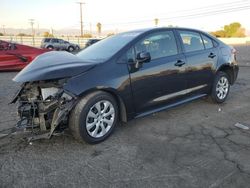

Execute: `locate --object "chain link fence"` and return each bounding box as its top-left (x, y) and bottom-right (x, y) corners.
top-left (0, 36), bottom-right (92, 48)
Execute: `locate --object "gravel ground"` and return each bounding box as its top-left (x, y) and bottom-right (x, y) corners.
top-left (0, 45), bottom-right (250, 188)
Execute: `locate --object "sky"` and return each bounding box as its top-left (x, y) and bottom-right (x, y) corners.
top-left (1, 0), bottom-right (250, 33)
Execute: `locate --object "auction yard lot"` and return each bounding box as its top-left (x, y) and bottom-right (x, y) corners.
top-left (0, 45), bottom-right (250, 188)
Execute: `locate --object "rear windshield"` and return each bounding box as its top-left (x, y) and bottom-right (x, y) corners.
top-left (77, 32), bottom-right (141, 62)
top-left (43, 38), bottom-right (51, 43)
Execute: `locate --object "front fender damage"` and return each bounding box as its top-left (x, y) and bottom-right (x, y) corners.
top-left (11, 80), bottom-right (77, 141)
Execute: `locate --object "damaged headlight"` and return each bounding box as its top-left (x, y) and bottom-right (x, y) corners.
top-left (40, 87), bottom-right (73, 101)
top-left (41, 87), bottom-right (60, 100)
top-left (11, 79), bottom-right (77, 141)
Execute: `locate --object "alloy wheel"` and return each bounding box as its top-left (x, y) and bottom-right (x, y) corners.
top-left (68, 46), bottom-right (74, 52)
top-left (216, 76), bottom-right (229, 100)
top-left (86, 100), bottom-right (115, 138)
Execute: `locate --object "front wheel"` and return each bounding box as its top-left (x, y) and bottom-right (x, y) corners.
top-left (46, 45), bottom-right (54, 50)
top-left (211, 71), bottom-right (230, 103)
top-left (69, 91), bottom-right (118, 144)
top-left (68, 46), bottom-right (75, 52)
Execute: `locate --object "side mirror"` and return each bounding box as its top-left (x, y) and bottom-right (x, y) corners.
top-left (136, 52), bottom-right (151, 63)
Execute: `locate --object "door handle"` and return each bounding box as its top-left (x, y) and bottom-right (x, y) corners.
top-left (175, 60), bottom-right (186, 67)
top-left (208, 53), bottom-right (216, 58)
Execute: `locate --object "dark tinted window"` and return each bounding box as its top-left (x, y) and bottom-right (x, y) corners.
top-left (201, 34), bottom-right (214, 49)
top-left (44, 38), bottom-right (51, 42)
top-left (58, 39), bottom-right (64, 43)
top-left (126, 47), bottom-right (136, 63)
top-left (51, 39), bottom-right (59, 43)
top-left (134, 31), bottom-right (178, 60)
top-left (179, 30), bottom-right (204, 52)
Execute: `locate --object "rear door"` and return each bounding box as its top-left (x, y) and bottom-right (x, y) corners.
top-left (59, 39), bottom-right (67, 50)
top-left (51, 39), bottom-right (60, 50)
top-left (177, 29), bottom-right (218, 95)
top-left (127, 30), bottom-right (188, 114)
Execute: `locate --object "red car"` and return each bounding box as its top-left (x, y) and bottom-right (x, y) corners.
top-left (0, 40), bottom-right (48, 71)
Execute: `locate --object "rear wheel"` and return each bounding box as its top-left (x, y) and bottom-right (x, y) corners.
top-left (211, 71), bottom-right (230, 103)
top-left (75, 46), bottom-right (80, 51)
top-left (69, 91), bottom-right (118, 144)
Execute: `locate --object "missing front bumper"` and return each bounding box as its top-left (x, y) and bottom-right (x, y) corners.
top-left (12, 82), bottom-right (77, 141)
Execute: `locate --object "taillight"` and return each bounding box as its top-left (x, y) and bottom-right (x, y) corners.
top-left (231, 48), bottom-right (237, 55)
top-left (231, 48), bottom-right (237, 60)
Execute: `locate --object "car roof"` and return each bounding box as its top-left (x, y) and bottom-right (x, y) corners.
top-left (44, 38), bottom-right (61, 40)
top-left (88, 39), bottom-right (100, 41)
top-left (123, 27), bottom-right (209, 35)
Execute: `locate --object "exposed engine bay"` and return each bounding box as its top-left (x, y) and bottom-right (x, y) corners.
top-left (11, 79), bottom-right (77, 141)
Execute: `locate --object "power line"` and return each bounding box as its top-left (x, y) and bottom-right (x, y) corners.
top-left (160, 6), bottom-right (250, 22)
top-left (102, 1), bottom-right (250, 26)
top-left (159, 0), bottom-right (250, 15)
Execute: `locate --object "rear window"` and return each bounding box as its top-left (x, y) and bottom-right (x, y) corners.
top-left (43, 38), bottom-right (51, 43)
top-left (178, 30), bottom-right (205, 52)
top-left (201, 34), bottom-right (214, 49)
top-left (51, 39), bottom-right (59, 43)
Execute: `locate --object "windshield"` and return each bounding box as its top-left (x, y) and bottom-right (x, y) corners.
top-left (77, 32), bottom-right (141, 62)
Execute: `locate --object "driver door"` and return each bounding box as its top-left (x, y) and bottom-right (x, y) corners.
top-left (128, 30), bottom-right (188, 115)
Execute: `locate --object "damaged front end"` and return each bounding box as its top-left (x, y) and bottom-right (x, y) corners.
top-left (11, 79), bottom-right (77, 141)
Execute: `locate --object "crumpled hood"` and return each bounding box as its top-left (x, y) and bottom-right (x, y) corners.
top-left (13, 51), bottom-right (97, 82)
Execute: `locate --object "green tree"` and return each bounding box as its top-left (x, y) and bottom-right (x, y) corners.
top-left (154, 18), bottom-right (159, 27)
top-left (18, 33), bottom-right (29, 36)
top-left (82, 33), bottom-right (92, 38)
top-left (211, 22), bottom-right (246, 38)
top-left (43, 32), bottom-right (53, 37)
top-left (210, 30), bottom-right (226, 37)
top-left (0, 33), bottom-right (3, 36)
top-left (224, 22), bottom-right (243, 37)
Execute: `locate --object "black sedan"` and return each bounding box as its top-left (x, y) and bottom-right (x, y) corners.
top-left (12, 27), bottom-right (238, 144)
top-left (85, 39), bottom-right (101, 48)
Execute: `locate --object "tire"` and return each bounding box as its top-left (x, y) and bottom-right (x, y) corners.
top-left (211, 71), bottom-right (230, 103)
top-left (75, 46), bottom-right (80, 51)
top-left (68, 46), bottom-right (74, 52)
top-left (69, 91), bottom-right (118, 144)
top-left (46, 45), bottom-right (54, 50)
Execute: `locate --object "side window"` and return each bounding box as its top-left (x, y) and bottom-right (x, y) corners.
top-left (51, 39), bottom-right (59, 43)
top-left (117, 46), bottom-right (135, 64)
top-left (134, 31), bottom-right (178, 60)
top-left (44, 38), bottom-right (50, 43)
top-left (201, 34), bottom-right (214, 49)
top-left (179, 30), bottom-right (204, 52)
top-left (126, 47), bottom-right (136, 63)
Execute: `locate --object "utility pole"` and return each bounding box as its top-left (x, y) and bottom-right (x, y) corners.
top-left (29, 19), bottom-right (35, 36)
top-left (2, 25), bottom-right (6, 35)
top-left (51, 28), bottom-right (54, 36)
top-left (89, 23), bottom-right (92, 35)
top-left (76, 2), bottom-right (85, 37)
top-left (37, 22), bottom-right (40, 36)
top-left (29, 19), bottom-right (35, 46)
